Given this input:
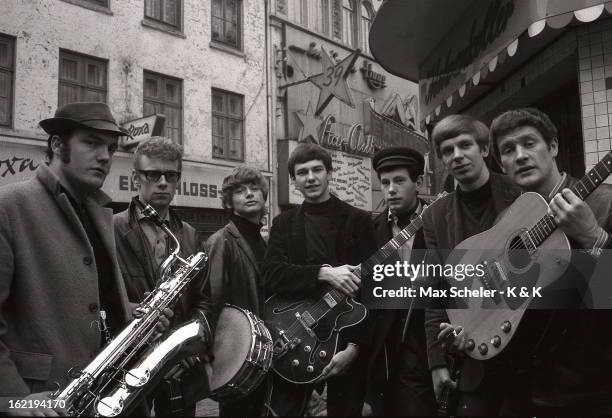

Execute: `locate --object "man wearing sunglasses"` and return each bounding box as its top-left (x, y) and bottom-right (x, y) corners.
top-left (113, 136), bottom-right (207, 416)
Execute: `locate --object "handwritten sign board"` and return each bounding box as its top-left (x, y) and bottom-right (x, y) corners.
top-left (287, 140), bottom-right (372, 210)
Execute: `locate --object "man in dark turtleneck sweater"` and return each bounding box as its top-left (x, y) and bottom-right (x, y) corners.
top-left (201, 166), bottom-right (270, 418)
top-left (262, 143), bottom-right (377, 416)
top-left (422, 115), bottom-right (520, 415)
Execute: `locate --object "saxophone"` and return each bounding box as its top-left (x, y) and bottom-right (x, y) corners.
top-left (51, 199), bottom-right (210, 417)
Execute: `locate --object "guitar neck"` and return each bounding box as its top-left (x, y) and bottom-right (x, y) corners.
top-left (527, 151), bottom-right (612, 247)
top-left (352, 216), bottom-right (424, 278)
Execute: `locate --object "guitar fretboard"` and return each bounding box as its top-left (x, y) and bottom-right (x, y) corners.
top-left (353, 216), bottom-right (424, 278)
top-left (526, 151), bottom-right (612, 248)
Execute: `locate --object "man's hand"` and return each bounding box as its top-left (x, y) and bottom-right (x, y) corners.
top-left (317, 344), bottom-right (359, 382)
top-left (438, 323), bottom-right (465, 354)
top-left (549, 189), bottom-right (602, 248)
top-left (431, 367), bottom-right (457, 402)
top-left (317, 265), bottom-right (360, 295)
top-left (7, 392), bottom-right (66, 417)
top-left (164, 355), bottom-right (202, 380)
top-left (132, 293), bottom-right (174, 333)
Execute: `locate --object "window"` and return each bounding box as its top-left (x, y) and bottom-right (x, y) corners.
top-left (61, 0), bottom-right (109, 10)
top-left (308, 0), bottom-right (329, 34)
top-left (212, 89), bottom-right (244, 161)
top-left (59, 50), bottom-right (107, 108)
top-left (288, 0), bottom-right (307, 26)
top-left (145, 0), bottom-right (181, 29)
top-left (143, 71), bottom-right (183, 143)
top-left (360, 2), bottom-right (373, 54)
top-left (212, 0), bottom-right (241, 49)
top-left (0, 35), bottom-right (14, 127)
top-left (342, 0), bottom-right (355, 47)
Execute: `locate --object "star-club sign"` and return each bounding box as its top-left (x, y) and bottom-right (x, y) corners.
top-left (310, 47), bottom-right (360, 116)
top-left (295, 101), bottom-right (321, 142)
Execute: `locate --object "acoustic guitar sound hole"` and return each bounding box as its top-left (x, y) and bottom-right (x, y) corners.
top-left (507, 235), bottom-right (531, 270)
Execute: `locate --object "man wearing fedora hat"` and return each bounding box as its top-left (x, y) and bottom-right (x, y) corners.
top-left (0, 102), bottom-right (168, 416)
top-left (365, 146), bottom-right (437, 416)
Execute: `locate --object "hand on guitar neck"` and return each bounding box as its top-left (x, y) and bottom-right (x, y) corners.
top-left (548, 188), bottom-right (605, 249)
top-left (317, 264), bottom-right (360, 295)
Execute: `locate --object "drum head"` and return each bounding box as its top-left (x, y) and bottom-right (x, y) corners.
top-left (207, 306), bottom-right (252, 390)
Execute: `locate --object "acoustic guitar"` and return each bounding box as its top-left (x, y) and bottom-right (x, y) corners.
top-left (265, 193), bottom-right (447, 383)
top-left (445, 151), bottom-right (612, 360)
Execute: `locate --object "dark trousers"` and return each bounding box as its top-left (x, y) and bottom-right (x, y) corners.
top-left (369, 310), bottom-right (436, 416)
top-left (219, 380), bottom-right (269, 418)
top-left (266, 360), bottom-right (367, 416)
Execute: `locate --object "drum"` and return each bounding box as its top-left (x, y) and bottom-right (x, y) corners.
top-left (206, 304), bottom-right (273, 402)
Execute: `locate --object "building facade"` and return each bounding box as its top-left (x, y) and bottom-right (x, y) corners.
top-left (0, 0), bottom-right (269, 241)
top-left (267, 0), bottom-right (427, 214)
top-left (371, 0), bottom-right (612, 192)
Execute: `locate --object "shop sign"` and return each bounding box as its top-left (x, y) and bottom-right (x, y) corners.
top-left (104, 155), bottom-right (224, 208)
top-left (0, 139), bottom-right (226, 209)
top-left (360, 60), bottom-right (387, 90)
top-left (120, 114), bottom-right (166, 149)
top-left (419, 0), bottom-right (604, 119)
top-left (0, 139), bottom-right (44, 187)
top-left (297, 101), bottom-right (428, 157)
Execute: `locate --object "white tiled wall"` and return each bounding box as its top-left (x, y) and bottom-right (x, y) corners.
top-left (578, 19), bottom-right (612, 182)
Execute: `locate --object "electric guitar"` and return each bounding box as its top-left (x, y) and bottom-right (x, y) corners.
top-left (265, 193), bottom-right (447, 384)
top-left (445, 151), bottom-right (612, 360)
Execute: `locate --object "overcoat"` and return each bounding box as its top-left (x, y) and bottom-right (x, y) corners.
top-left (0, 164), bottom-right (131, 406)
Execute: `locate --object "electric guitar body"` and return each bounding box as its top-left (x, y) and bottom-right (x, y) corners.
top-left (264, 290), bottom-right (366, 383)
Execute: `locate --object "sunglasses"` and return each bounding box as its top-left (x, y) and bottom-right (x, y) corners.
top-left (136, 170), bottom-right (181, 183)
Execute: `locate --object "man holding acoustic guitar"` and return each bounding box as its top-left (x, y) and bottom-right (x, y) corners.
top-left (422, 114), bottom-right (521, 415)
top-left (262, 143), bottom-right (377, 416)
top-left (486, 108), bottom-right (612, 415)
top-left (437, 108), bottom-right (612, 415)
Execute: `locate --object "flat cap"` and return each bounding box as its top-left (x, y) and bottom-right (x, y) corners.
top-left (372, 146), bottom-right (424, 174)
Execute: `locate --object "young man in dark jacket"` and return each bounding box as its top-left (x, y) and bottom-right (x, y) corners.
top-left (423, 114), bottom-right (520, 415)
top-left (262, 143), bottom-right (377, 416)
top-left (368, 146), bottom-right (436, 416)
top-left (201, 166), bottom-right (270, 417)
top-left (113, 136), bottom-right (210, 416)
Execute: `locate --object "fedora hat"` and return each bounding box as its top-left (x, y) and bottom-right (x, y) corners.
top-left (40, 102), bottom-right (129, 137)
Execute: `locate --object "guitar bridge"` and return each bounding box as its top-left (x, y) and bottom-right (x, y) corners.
top-left (273, 328), bottom-right (300, 358)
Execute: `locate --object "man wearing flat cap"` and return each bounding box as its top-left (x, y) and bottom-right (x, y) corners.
top-left (0, 102), bottom-right (157, 416)
top-left (364, 146), bottom-right (437, 416)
